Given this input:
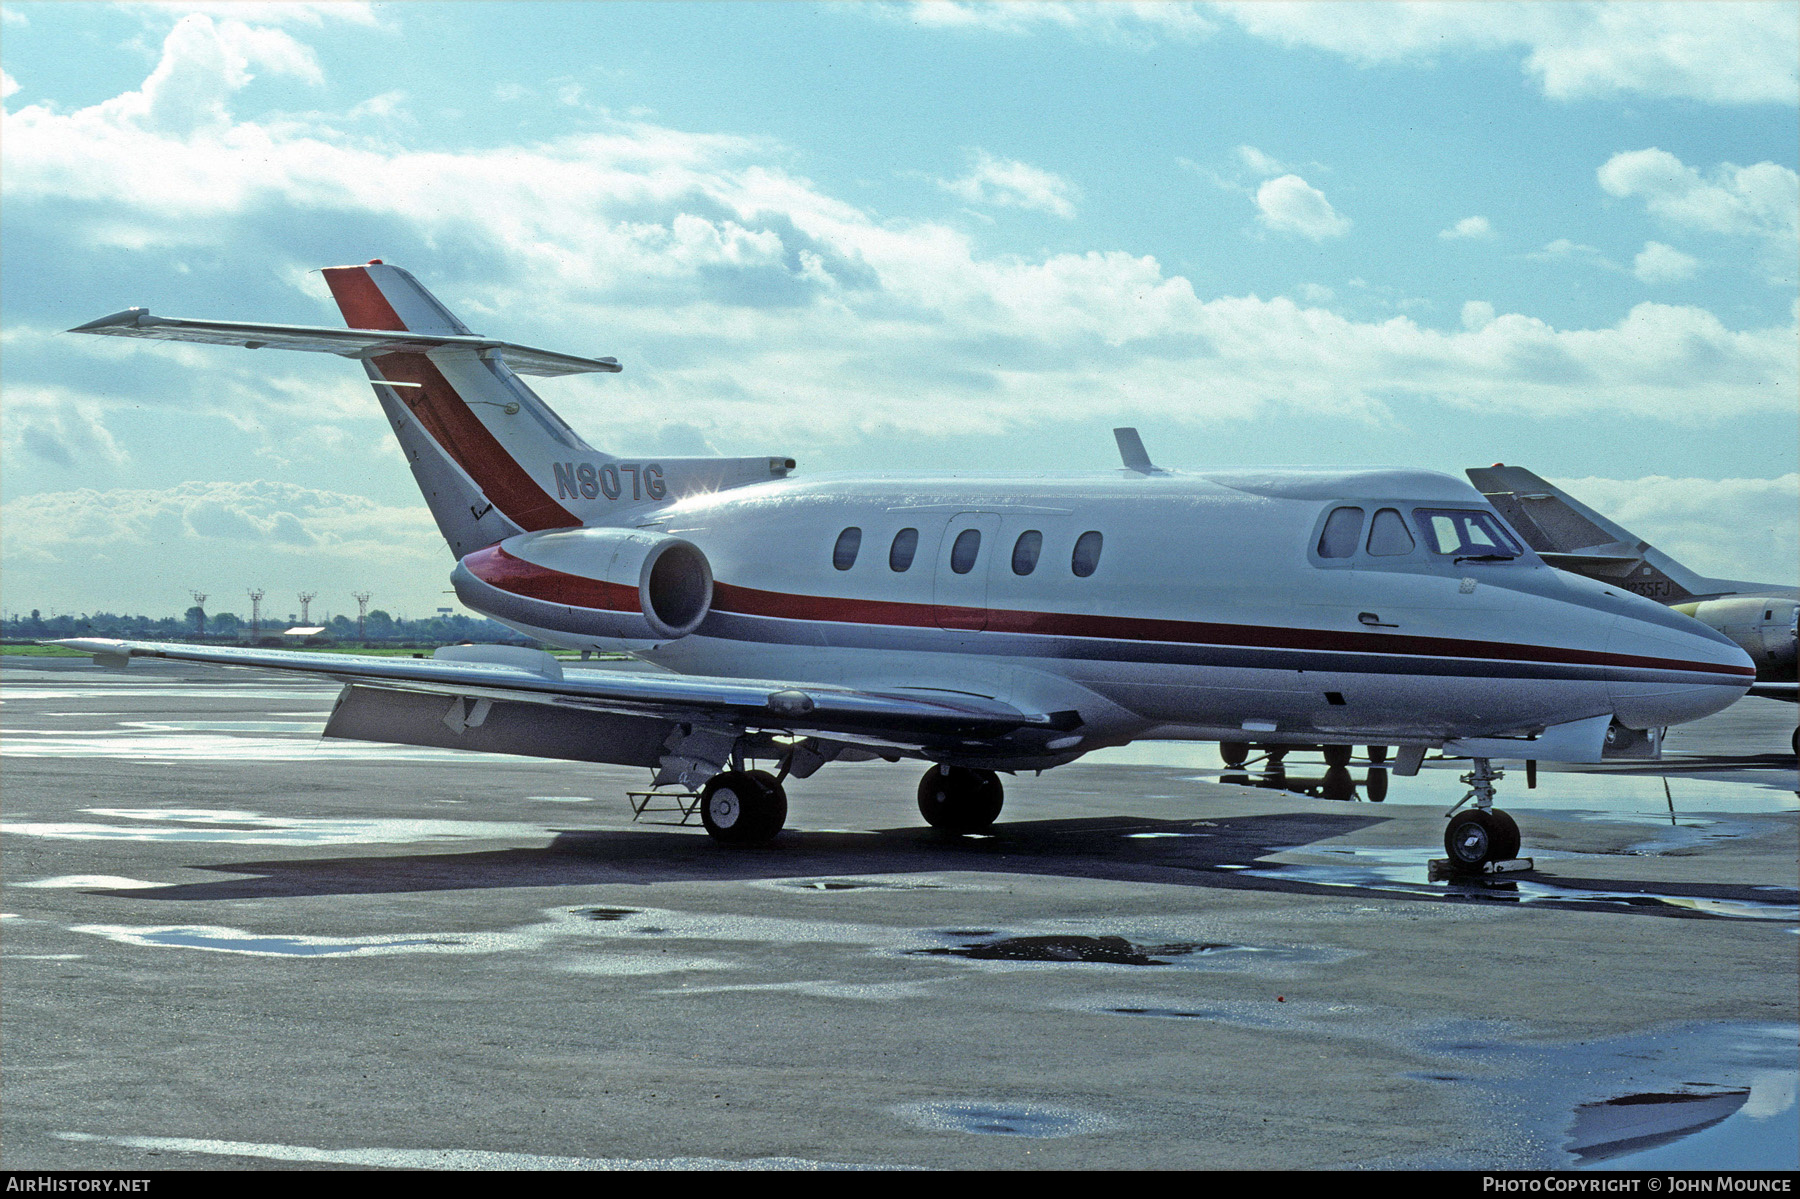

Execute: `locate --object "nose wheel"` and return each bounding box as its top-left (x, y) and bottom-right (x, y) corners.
top-left (918, 765), bottom-right (1004, 833)
top-left (1437, 757), bottom-right (1529, 875)
top-left (699, 769), bottom-right (787, 844)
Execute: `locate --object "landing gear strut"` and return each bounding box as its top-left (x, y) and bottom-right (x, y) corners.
top-left (699, 769), bottom-right (787, 844)
top-left (917, 765), bottom-right (1004, 833)
top-left (1440, 757), bottom-right (1523, 873)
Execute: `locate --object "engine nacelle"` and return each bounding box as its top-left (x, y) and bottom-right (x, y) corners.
top-left (452, 526), bottom-right (713, 643)
top-left (1674, 596), bottom-right (1798, 678)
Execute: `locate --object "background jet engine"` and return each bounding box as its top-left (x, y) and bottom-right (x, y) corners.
top-left (452, 526), bottom-right (713, 644)
top-left (1673, 596), bottom-right (1798, 681)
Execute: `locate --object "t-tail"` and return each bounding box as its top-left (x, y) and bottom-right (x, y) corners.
top-left (70, 261), bottom-right (795, 559)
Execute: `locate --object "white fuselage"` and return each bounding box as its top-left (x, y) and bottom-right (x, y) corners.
top-left (451, 466), bottom-right (1753, 764)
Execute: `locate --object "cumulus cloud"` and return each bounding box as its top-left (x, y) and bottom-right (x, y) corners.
top-left (883, 1), bottom-right (1217, 46)
top-left (1254, 174), bottom-right (1351, 240)
top-left (1213, 1), bottom-right (1798, 105)
top-left (1440, 216), bottom-right (1495, 241)
top-left (3, 11), bottom-right (1793, 460)
top-left (2, 69), bottom-right (18, 100)
top-left (939, 150), bottom-right (1080, 219)
top-left (1632, 241), bottom-right (1700, 285)
top-left (1598, 148), bottom-right (1799, 243)
top-left (1549, 473), bottom-right (1800, 584)
top-left (1235, 144), bottom-right (1287, 176)
top-left (0, 482), bottom-right (445, 615)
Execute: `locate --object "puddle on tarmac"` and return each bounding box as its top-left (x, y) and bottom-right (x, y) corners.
top-left (761, 877), bottom-right (950, 893)
top-left (912, 934), bottom-right (1227, 966)
top-left (575, 907), bottom-right (641, 922)
top-left (528, 796), bottom-right (598, 804)
top-left (16, 875), bottom-right (165, 890)
top-left (1243, 844), bottom-right (1799, 922)
top-left (74, 924), bottom-right (473, 958)
top-left (3, 807), bottom-right (551, 846)
top-left (1569, 1088), bottom-right (1751, 1164)
top-left (894, 1100), bottom-right (1110, 1138)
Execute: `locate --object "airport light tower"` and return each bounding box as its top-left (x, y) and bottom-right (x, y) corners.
top-left (189, 590), bottom-right (207, 637)
top-left (298, 591), bottom-right (317, 626)
top-left (354, 591), bottom-right (371, 642)
top-left (247, 589), bottom-right (265, 638)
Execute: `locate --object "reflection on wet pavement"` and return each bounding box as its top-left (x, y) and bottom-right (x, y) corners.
top-left (894, 1100), bottom-right (1109, 1138)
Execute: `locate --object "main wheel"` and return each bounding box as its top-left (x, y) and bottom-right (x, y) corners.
top-left (1219, 741), bottom-right (1251, 768)
top-left (1365, 768), bottom-right (1389, 802)
top-left (917, 765), bottom-right (1004, 833)
top-left (1487, 808), bottom-right (1521, 862)
top-left (1443, 810), bottom-right (1501, 872)
top-left (1321, 765), bottom-right (1355, 801)
top-left (1323, 744), bottom-right (1353, 768)
top-left (699, 770), bottom-right (787, 844)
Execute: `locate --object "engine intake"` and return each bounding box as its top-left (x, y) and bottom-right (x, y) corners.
top-left (452, 526), bottom-right (713, 643)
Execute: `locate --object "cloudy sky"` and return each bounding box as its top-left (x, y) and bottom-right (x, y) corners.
top-left (3, 1), bottom-right (1795, 621)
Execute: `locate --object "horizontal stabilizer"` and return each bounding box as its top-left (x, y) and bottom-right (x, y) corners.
top-left (68, 310), bottom-right (621, 377)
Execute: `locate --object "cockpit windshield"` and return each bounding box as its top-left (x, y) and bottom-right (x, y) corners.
top-left (1411, 508), bottom-right (1523, 562)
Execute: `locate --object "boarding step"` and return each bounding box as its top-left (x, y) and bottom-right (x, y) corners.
top-left (627, 788), bottom-right (702, 826)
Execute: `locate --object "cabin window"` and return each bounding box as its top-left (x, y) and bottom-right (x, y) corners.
top-left (1071, 530), bottom-right (1104, 577)
top-left (889, 527), bottom-right (919, 572)
top-left (1412, 508), bottom-right (1522, 559)
top-left (1012, 530), bottom-right (1043, 576)
top-left (1317, 507), bottom-right (1365, 559)
top-left (1366, 508), bottom-right (1416, 556)
top-left (832, 527), bottom-right (862, 571)
top-left (950, 529), bottom-right (982, 574)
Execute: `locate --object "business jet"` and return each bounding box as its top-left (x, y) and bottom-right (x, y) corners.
top-left (58, 263), bottom-right (1754, 873)
top-left (1467, 468), bottom-right (1796, 694)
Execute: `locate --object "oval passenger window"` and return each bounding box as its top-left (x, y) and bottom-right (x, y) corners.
top-left (1071, 530), bottom-right (1103, 577)
top-left (889, 527), bottom-right (919, 572)
top-left (1012, 530), bottom-right (1043, 576)
top-left (950, 529), bottom-right (982, 574)
top-left (832, 527), bottom-right (862, 571)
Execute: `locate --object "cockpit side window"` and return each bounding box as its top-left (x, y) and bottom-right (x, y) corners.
top-left (1317, 507), bottom-right (1365, 559)
top-left (1412, 508), bottom-right (1523, 559)
top-left (1366, 508), bottom-right (1416, 556)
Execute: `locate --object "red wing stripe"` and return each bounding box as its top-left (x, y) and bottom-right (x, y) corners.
top-left (322, 266), bottom-right (407, 331)
top-left (709, 582), bottom-right (1753, 678)
top-left (463, 546), bottom-right (640, 612)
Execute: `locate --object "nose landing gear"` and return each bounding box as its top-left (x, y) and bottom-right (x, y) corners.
top-left (1435, 757), bottom-right (1530, 877)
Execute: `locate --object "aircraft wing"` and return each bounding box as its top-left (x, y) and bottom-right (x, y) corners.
top-left (51, 639), bottom-right (1055, 744)
top-left (68, 310), bottom-right (621, 377)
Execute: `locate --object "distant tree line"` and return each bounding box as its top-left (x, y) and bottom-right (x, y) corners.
top-left (3, 607), bottom-right (536, 647)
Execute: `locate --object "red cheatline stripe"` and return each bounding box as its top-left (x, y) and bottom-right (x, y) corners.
top-left (321, 265), bottom-right (578, 532)
top-left (463, 546), bottom-right (641, 612)
top-left (709, 582), bottom-right (1752, 679)
top-left (322, 266), bottom-right (407, 331)
top-left (369, 351), bottom-right (578, 531)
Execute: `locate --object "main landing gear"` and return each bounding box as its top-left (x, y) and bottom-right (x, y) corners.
top-left (917, 764), bottom-right (1005, 834)
top-left (698, 769), bottom-right (788, 844)
top-left (1437, 757), bottom-right (1527, 877)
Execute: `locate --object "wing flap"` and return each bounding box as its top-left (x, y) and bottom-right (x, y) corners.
top-left (67, 310), bottom-right (620, 377)
top-left (53, 639), bottom-right (1046, 740)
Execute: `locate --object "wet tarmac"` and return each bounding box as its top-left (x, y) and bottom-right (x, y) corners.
top-left (1, 656), bottom-right (1794, 1170)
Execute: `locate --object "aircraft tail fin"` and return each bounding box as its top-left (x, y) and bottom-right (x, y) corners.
top-left (71, 263), bottom-right (798, 559)
top-left (1466, 464), bottom-right (1711, 602)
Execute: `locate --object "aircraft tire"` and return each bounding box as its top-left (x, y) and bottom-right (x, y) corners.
top-left (1443, 810), bottom-right (1501, 873)
top-left (1365, 768), bottom-right (1389, 802)
top-left (1321, 765), bottom-right (1355, 801)
top-left (1488, 809), bottom-right (1521, 862)
top-left (917, 765), bottom-right (1004, 833)
top-left (1323, 744), bottom-right (1353, 768)
top-left (699, 770), bottom-right (787, 844)
top-left (1219, 741), bottom-right (1251, 767)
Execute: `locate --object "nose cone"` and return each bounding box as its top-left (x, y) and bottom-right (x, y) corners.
top-left (1606, 609), bottom-right (1755, 728)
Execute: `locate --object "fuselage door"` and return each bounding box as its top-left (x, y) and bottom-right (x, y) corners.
top-left (934, 512), bottom-right (1000, 631)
